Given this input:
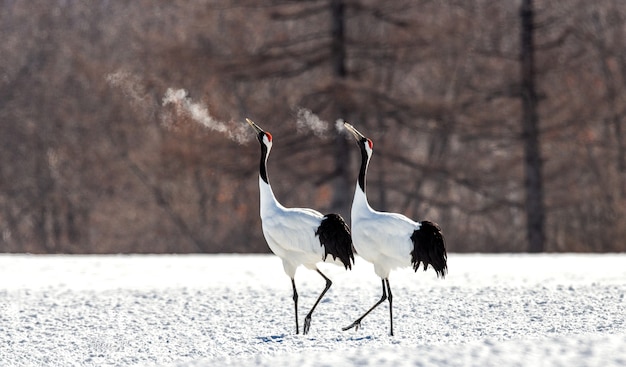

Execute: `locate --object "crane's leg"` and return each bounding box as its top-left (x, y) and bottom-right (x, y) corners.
top-left (386, 278), bottom-right (393, 336)
top-left (291, 278), bottom-right (299, 334)
top-left (303, 269), bottom-right (332, 335)
top-left (342, 278), bottom-right (387, 333)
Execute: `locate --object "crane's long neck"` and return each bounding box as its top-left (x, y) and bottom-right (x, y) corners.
top-left (258, 143), bottom-right (282, 213)
top-left (353, 142), bottom-right (373, 215)
top-left (259, 143), bottom-right (269, 185)
top-left (358, 143), bottom-right (369, 194)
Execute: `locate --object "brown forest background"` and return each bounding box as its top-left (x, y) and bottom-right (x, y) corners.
top-left (1, 0), bottom-right (625, 254)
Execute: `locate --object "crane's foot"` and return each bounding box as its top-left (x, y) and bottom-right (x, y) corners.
top-left (303, 315), bottom-right (312, 335)
top-left (342, 320), bottom-right (361, 332)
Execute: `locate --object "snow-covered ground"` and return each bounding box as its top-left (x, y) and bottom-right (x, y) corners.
top-left (0, 253), bottom-right (624, 367)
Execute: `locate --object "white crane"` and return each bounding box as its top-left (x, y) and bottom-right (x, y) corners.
top-left (341, 122), bottom-right (447, 336)
top-left (245, 118), bottom-right (354, 335)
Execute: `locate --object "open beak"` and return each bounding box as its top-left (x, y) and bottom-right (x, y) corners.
top-left (343, 122), bottom-right (366, 141)
top-left (246, 118), bottom-right (264, 134)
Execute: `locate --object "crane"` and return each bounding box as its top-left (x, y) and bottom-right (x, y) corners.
top-left (245, 118), bottom-right (354, 335)
top-left (341, 122), bottom-right (447, 336)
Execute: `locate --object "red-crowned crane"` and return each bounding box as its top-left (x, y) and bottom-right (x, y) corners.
top-left (245, 118), bottom-right (354, 335)
top-left (341, 122), bottom-right (447, 336)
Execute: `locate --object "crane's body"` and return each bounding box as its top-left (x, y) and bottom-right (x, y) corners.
top-left (350, 187), bottom-right (418, 278)
top-left (246, 118), bottom-right (354, 335)
top-left (259, 176), bottom-right (349, 276)
top-left (342, 122), bottom-right (447, 336)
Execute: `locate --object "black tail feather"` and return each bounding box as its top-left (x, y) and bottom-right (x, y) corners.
top-left (410, 221), bottom-right (447, 278)
top-left (316, 214), bottom-right (355, 270)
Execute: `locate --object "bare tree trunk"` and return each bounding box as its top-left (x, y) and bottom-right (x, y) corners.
top-left (520, 0), bottom-right (546, 253)
top-left (330, 0), bottom-right (352, 219)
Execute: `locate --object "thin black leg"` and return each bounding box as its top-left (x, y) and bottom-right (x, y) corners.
top-left (386, 278), bottom-right (393, 336)
top-left (292, 278), bottom-right (299, 334)
top-left (342, 278), bottom-right (387, 332)
top-left (303, 269), bottom-right (332, 335)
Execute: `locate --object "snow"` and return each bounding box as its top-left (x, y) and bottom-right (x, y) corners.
top-left (0, 253), bottom-right (625, 367)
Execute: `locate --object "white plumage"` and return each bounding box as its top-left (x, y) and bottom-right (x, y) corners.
top-left (342, 122), bottom-right (447, 336)
top-left (246, 118), bottom-right (354, 335)
top-left (351, 188), bottom-right (418, 278)
top-left (259, 179), bottom-right (333, 276)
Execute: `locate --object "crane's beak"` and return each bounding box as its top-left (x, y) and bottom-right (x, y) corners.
top-left (343, 122), bottom-right (366, 141)
top-left (245, 118), bottom-right (264, 134)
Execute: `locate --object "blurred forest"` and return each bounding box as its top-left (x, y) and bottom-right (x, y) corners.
top-left (1, 0), bottom-right (625, 253)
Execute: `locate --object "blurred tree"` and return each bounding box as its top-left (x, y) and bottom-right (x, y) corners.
top-left (1, 0), bottom-right (625, 253)
top-left (520, 0), bottom-right (546, 252)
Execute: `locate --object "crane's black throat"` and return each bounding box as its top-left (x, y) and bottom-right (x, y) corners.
top-left (259, 136), bottom-right (269, 184)
top-left (358, 139), bottom-right (369, 192)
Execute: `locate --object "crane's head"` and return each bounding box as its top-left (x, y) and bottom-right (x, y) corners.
top-left (246, 118), bottom-right (273, 149)
top-left (344, 122), bottom-right (373, 156)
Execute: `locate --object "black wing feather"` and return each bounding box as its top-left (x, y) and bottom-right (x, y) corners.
top-left (315, 213), bottom-right (354, 270)
top-left (410, 220), bottom-right (448, 278)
